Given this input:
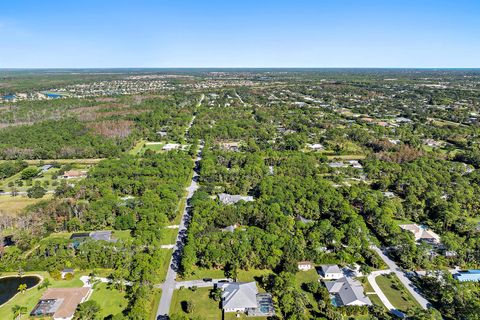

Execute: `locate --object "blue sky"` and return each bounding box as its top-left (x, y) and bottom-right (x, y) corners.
top-left (1, 0), bottom-right (479, 68)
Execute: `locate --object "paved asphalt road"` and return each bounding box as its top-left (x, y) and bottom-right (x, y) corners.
top-left (371, 246), bottom-right (430, 309)
top-left (367, 270), bottom-right (406, 318)
top-left (156, 144), bottom-right (203, 318)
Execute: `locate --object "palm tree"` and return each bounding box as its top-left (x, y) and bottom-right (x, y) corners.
top-left (11, 304), bottom-right (27, 318)
top-left (17, 284), bottom-right (27, 294)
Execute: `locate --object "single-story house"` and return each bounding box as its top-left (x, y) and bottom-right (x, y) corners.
top-left (347, 160), bottom-right (363, 169)
top-left (298, 261), bottom-right (314, 271)
top-left (454, 270), bottom-right (480, 282)
top-left (220, 142), bottom-right (241, 152)
top-left (61, 268), bottom-right (74, 279)
top-left (328, 162), bottom-right (346, 168)
top-left (319, 265), bottom-right (343, 280)
top-left (221, 223), bottom-right (240, 233)
top-left (63, 170), bottom-right (87, 179)
top-left (162, 143), bottom-right (181, 151)
top-left (400, 224), bottom-right (441, 244)
top-left (307, 143), bottom-right (324, 151)
top-left (218, 193), bottom-right (254, 205)
top-left (324, 277), bottom-right (372, 306)
top-left (39, 164), bottom-right (53, 174)
top-left (89, 230), bottom-right (113, 241)
top-left (218, 282), bottom-right (258, 313)
top-left (30, 287), bottom-right (91, 320)
top-left (217, 282), bottom-right (274, 316)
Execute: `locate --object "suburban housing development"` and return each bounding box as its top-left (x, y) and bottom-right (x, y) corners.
top-left (1, 68), bottom-right (479, 320)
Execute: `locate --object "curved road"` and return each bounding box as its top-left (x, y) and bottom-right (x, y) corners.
top-left (371, 246), bottom-right (430, 309)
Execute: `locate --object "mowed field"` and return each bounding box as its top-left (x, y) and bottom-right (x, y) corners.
top-left (0, 194), bottom-right (52, 216)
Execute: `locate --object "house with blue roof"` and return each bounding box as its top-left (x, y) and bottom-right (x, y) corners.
top-left (454, 270), bottom-right (480, 282)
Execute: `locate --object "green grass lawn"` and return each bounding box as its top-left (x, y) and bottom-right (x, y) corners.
top-left (237, 269), bottom-right (272, 282)
top-left (0, 194), bottom-right (52, 216)
top-left (112, 230), bottom-right (132, 241)
top-left (90, 283), bottom-right (128, 318)
top-left (376, 274), bottom-right (420, 312)
top-left (0, 164), bottom-right (90, 193)
top-left (0, 270), bottom-right (86, 319)
top-left (128, 139), bottom-right (146, 155)
top-left (224, 313), bottom-right (267, 320)
top-left (150, 289), bottom-right (162, 320)
top-left (295, 269), bottom-right (319, 286)
top-left (179, 267), bottom-right (271, 282)
top-left (160, 227), bottom-right (178, 245)
top-left (155, 249), bottom-right (173, 282)
top-left (170, 287), bottom-right (220, 319)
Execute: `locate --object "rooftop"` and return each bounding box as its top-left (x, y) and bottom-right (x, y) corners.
top-left (31, 287), bottom-right (91, 319)
top-left (324, 277), bottom-right (372, 306)
top-left (218, 282), bottom-right (258, 309)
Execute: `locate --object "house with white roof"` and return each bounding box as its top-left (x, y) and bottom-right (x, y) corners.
top-left (298, 261), bottom-right (314, 271)
top-left (318, 264), bottom-right (343, 280)
top-left (400, 224), bottom-right (441, 244)
top-left (218, 193), bottom-right (254, 205)
top-left (217, 282), bottom-right (258, 313)
top-left (324, 277), bottom-right (372, 306)
top-left (162, 143), bottom-right (181, 151)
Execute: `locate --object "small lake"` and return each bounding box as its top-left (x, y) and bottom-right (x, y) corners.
top-left (45, 93), bottom-right (62, 99)
top-left (0, 276), bottom-right (41, 306)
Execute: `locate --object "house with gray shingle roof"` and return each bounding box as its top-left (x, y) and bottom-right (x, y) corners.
top-left (324, 277), bottom-right (372, 306)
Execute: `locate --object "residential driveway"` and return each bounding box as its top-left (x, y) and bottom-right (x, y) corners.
top-left (174, 278), bottom-right (232, 289)
top-left (367, 270), bottom-right (405, 318)
top-left (371, 246), bottom-right (430, 309)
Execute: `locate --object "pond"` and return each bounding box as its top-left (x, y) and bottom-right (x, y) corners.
top-left (0, 276), bottom-right (41, 306)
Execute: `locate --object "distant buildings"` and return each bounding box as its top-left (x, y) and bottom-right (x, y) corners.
top-left (218, 193), bottom-right (254, 205)
top-left (63, 170), bottom-right (87, 179)
top-left (61, 268), bottom-right (74, 279)
top-left (70, 230), bottom-right (115, 244)
top-left (400, 224), bottom-right (441, 244)
top-left (454, 270), bottom-right (480, 282)
top-left (306, 143), bottom-right (324, 151)
top-left (162, 143), bottom-right (181, 151)
top-left (30, 287), bottom-right (91, 320)
top-left (39, 164), bottom-right (53, 174)
top-left (297, 261), bottom-right (314, 271)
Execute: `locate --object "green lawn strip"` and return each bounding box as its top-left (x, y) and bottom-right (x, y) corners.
top-left (376, 274), bottom-right (420, 312)
top-left (150, 289), bottom-right (162, 320)
top-left (90, 282), bottom-right (128, 318)
top-left (160, 227), bottom-right (179, 245)
top-left (170, 287), bottom-right (220, 319)
top-left (295, 269), bottom-right (319, 287)
top-left (178, 267), bottom-right (271, 282)
top-left (236, 269), bottom-right (272, 283)
top-left (178, 267), bottom-right (225, 281)
top-left (357, 276), bottom-right (387, 309)
top-left (295, 269), bottom-right (321, 315)
top-left (224, 313), bottom-right (267, 320)
top-left (112, 230), bottom-right (133, 241)
top-left (155, 249), bottom-right (173, 283)
top-left (128, 140), bottom-right (146, 155)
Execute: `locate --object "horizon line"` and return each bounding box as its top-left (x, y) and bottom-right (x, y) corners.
top-left (1, 67), bottom-right (480, 70)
